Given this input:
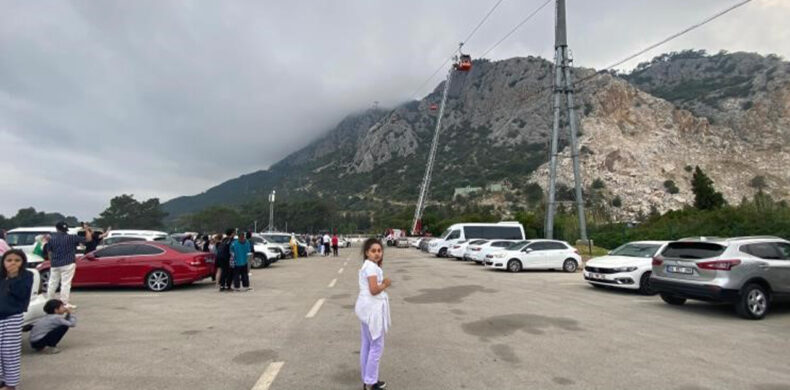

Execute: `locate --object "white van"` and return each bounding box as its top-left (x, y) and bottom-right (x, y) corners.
top-left (7, 226), bottom-right (102, 254)
top-left (428, 222), bottom-right (525, 257)
top-left (5, 227), bottom-right (58, 254)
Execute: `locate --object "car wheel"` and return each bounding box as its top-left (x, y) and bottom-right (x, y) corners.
top-left (660, 293), bottom-right (686, 306)
top-left (562, 259), bottom-right (578, 273)
top-left (507, 259), bottom-right (522, 273)
top-left (736, 283), bottom-right (770, 320)
top-left (638, 272), bottom-right (657, 295)
top-left (39, 269), bottom-right (50, 291)
top-left (251, 254), bottom-right (267, 269)
top-left (146, 270), bottom-right (173, 292)
top-left (438, 248), bottom-right (447, 257)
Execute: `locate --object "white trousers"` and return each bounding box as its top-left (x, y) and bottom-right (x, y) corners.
top-left (47, 263), bottom-right (77, 304)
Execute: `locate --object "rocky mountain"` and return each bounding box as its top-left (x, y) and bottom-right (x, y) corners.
top-left (163, 50), bottom-right (790, 222)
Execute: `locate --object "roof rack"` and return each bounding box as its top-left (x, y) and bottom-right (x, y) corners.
top-left (677, 236), bottom-right (726, 242)
top-left (725, 235), bottom-right (783, 241)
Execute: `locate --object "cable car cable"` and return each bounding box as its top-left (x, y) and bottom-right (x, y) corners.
top-left (409, 0), bottom-right (507, 99)
top-left (479, 0), bottom-right (553, 59)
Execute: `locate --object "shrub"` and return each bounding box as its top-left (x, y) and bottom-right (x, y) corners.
top-left (592, 178), bottom-right (605, 190)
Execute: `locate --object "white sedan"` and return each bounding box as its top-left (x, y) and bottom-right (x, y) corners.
top-left (484, 240), bottom-right (582, 273)
top-left (583, 241), bottom-right (669, 295)
top-left (23, 269), bottom-right (47, 331)
top-left (466, 240), bottom-right (520, 263)
top-left (448, 240), bottom-right (482, 260)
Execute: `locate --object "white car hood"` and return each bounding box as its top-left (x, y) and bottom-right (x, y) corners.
top-left (586, 255), bottom-right (650, 268)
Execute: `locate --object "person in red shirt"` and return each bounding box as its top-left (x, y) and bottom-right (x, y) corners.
top-left (331, 234), bottom-right (339, 257)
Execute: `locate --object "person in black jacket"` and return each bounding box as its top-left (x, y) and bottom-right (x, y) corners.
top-left (216, 229), bottom-right (235, 292)
top-left (0, 249), bottom-right (34, 390)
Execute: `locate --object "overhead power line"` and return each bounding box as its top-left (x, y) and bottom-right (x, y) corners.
top-left (599, 0), bottom-right (754, 72)
top-left (409, 0), bottom-right (506, 99)
top-left (479, 0), bottom-right (553, 59)
top-left (492, 0), bottom-right (755, 134)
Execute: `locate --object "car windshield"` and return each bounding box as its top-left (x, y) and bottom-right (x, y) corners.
top-left (440, 229), bottom-right (452, 239)
top-left (506, 241), bottom-right (530, 251)
top-left (610, 243), bottom-right (663, 258)
top-left (470, 240), bottom-right (488, 245)
top-left (661, 242), bottom-right (726, 259)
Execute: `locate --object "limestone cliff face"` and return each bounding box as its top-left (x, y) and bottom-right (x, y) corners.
top-left (530, 72), bottom-right (790, 220)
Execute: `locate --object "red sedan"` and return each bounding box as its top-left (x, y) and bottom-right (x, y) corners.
top-left (37, 242), bottom-right (215, 292)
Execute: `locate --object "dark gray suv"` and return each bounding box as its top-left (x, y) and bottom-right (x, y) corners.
top-left (651, 236), bottom-right (790, 319)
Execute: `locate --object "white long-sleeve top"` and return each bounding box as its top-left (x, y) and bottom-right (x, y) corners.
top-left (355, 260), bottom-right (391, 340)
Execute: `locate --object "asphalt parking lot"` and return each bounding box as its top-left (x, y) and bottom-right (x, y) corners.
top-left (22, 247), bottom-right (790, 390)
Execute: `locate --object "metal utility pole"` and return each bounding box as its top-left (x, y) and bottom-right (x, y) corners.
top-left (268, 190), bottom-right (276, 232)
top-left (411, 66), bottom-right (454, 236)
top-left (545, 0), bottom-right (588, 242)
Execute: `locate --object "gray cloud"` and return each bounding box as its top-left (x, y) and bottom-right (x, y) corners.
top-left (1, 0), bottom-right (788, 219)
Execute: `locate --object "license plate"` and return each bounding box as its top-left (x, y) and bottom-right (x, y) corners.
top-left (590, 273), bottom-right (606, 280)
top-left (666, 265), bottom-right (693, 274)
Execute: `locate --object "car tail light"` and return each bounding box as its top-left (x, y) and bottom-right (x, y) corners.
top-left (471, 248), bottom-right (481, 251)
top-left (187, 256), bottom-right (205, 266)
top-left (453, 245), bottom-right (461, 249)
top-left (698, 259), bottom-right (741, 271)
top-left (652, 257), bottom-right (663, 266)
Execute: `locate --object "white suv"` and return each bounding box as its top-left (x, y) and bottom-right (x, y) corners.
top-left (584, 241), bottom-right (669, 295)
top-left (485, 240), bottom-right (582, 273)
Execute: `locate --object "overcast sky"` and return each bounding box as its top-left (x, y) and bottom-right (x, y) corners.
top-left (1, 0), bottom-right (788, 220)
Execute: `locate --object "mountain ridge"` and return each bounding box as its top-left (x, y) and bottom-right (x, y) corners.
top-left (163, 50), bottom-right (790, 223)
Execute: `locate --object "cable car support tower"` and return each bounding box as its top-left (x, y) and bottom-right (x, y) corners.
top-left (545, 0), bottom-right (587, 242)
top-left (411, 44), bottom-right (472, 235)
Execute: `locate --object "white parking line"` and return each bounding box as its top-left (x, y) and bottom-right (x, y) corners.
top-left (328, 278), bottom-right (337, 288)
top-left (251, 361), bottom-right (284, 390)
top-left (338, 268), bottom-right (344, 274)
top-left (305, 298), bottom-right (325, 318)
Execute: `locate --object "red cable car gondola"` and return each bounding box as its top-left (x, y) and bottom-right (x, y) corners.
top-left (455, 54), bottom-right (472, 72)
top-left (429, 103), bottom-right (438, 111)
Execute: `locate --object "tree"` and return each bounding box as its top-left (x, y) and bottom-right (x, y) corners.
top-left (663, 180), bottom-right (679, 194)
top-left (611, 196), bottom-right (622, 208)
top-left (181, 206), bottom-right (243, 233)
top-left (0, 207), bottom-right (79, 229)
top-left (749, 175), bottom-right (768, 191)
top-left (94, 195), bottom-right (168, 229)
top-left (691, 167), bottom-right (726, 210)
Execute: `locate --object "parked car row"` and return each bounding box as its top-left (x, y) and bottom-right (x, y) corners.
top-left (416, 229), bottom-right (790, 320)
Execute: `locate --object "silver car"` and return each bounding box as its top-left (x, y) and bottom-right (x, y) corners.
top-left (651, 236), bottom-right (790, 319)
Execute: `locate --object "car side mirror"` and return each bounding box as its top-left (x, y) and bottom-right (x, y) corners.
top-left (523, 248), bottom-right (533, 253)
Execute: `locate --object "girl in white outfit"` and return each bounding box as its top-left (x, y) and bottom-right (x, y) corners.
top-left (355, 238), bottom-right (391, 390)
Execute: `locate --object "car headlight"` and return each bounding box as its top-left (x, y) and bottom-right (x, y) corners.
top-left (613, 266), bottom-right (637, 272)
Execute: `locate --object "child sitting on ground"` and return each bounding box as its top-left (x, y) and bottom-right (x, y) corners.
top-left (29, 299), bottom-right (77, 354)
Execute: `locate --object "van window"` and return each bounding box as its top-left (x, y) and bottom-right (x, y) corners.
top-left (462, 226), bottom-right (523, 240)
top-left (441, 229), bottom-right (453, 239)
top-left (661, 242), bottom-right (726, 259)
top-left (447, 230), bottom-right (461, 240)
top-left (6, 232), bottom-right (43, 246)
